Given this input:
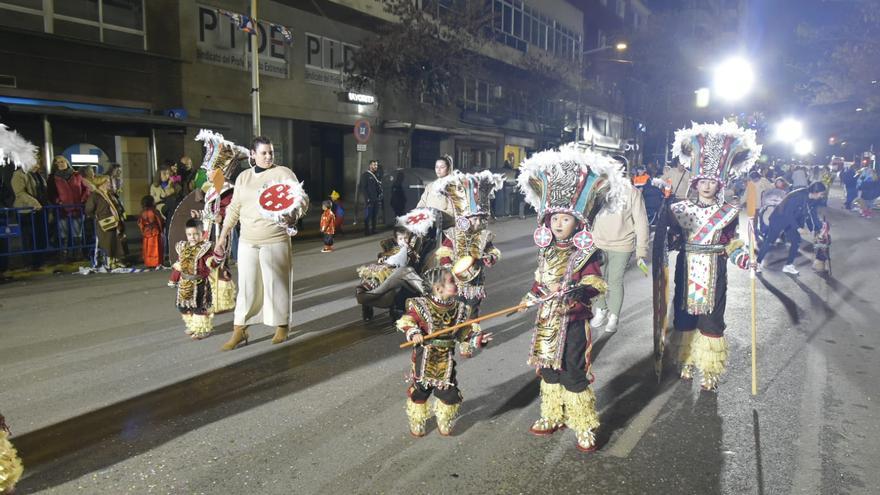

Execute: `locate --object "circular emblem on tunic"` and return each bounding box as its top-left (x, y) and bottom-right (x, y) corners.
top-left (533, 226), bottom-right (553, 248)
top-left (573, 229), bottom-right (594, 251)
top-left (456, 216), bottom-right (471, 231)
top-left (259, 183), bottom-right (299, 213)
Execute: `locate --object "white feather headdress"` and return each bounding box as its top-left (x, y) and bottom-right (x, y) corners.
top-left (516, 143), bottom-right (628, 226)
top-left (0, 124), bottom-right (38, 170)
top-left (671, 121), bottom-right (761, 186)
top-left (195, 129), bottom-right (250, 172)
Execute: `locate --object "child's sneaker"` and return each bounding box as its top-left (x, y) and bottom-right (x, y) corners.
top-left (321, 246), bottom-right (333, 253)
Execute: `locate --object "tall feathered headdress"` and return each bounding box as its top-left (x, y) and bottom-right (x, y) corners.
top-left (0, 124), bottom-right (38, 170)
top-left (195, 129), bottom-right (250, 174)
top-left (433, 170), bottom-right (504, 218)
top-left (517, 143), bottom-right (628, 250)
top-left (672, 121), bottom-right (761, 189)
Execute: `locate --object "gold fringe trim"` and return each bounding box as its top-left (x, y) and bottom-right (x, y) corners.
top-left (396, 315), bottom-right (418, 333)
top-left (211, 277), bottom-right (236, 313)
top-left (188, 314), bottom-right (214, 337)
top-left (435, 246), bottom-right (454, 260)
top-left (539, 380), bottom-right (565, 424)
top-left (182, 313), bottom-right (193, 334)
top-left (580, 275), bottom-right (607, 294)
top-left (691, 332), bottom-right (728, 377)
top-left (669, 330), bottom-right (698, 366)
top-left (0, 431), bottom-right (24, 493)
top-left (562, 387), bottom-right (600, 433)
top-left (434, 400), bottom-right (461, 435)
top-left (406, 399), bottom-right (432, 430)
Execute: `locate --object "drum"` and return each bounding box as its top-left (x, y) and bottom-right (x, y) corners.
top-left (452, 255), bottom-right (480, 283)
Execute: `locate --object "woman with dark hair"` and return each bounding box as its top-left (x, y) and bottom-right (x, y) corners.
top-left (215, 136), bottom-right (309, 351)
top-left (416, 154), bottom-right (455, 220)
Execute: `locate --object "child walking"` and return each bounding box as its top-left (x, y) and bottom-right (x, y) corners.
top-left (396, 268), bottom-right (493, 437)
top-left (169, 219), bottom-right (218, 340)
top-left (137, 195), bottom-right (164, 268)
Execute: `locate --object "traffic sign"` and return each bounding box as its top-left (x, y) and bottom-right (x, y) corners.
top-left (356, 143), bottom-right (367, 152)
top-left (354, 119), bottom-right (371, 143)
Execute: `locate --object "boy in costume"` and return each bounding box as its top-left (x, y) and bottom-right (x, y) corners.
top-left (656, 122), bottom-right (759, 391)
top-left (516, 145), bottom-right (628, 452)
top-left (169, 219), bottom-right (220, 340)
top-left (397, 267), bottom-right (493, 437)
top-left (320, 200), bottom-right (336, 253)
top-left (434, 171), bottom-right (504, 317)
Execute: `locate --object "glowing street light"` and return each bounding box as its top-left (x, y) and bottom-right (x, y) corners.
top-left (615, 42), bottom-right (628, 51)
top-left (695, 88), bottom-right (711, 108)
top-left (775, 118), bottom-right (804, 143)
top-left (713, 56), bottom-right (755, 102)
top-left (794, 139), bottom-right (814, 156)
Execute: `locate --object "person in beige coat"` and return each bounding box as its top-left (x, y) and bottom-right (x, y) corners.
top-left (590, 182), bottom-right (650, 333)
top-left (416, 155), bottom-right (456, 222)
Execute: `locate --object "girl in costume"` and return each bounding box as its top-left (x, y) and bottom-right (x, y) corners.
top-left (169, 219), bottom-right (219, 340)
top-left (138, 195), bottom-right (164, 268)
top-left (661, 121), bottom-right (759, 391)
top-left (434, 170), bottom-right (504, 318)
top-left (516, 144), bottom-right (628, 452)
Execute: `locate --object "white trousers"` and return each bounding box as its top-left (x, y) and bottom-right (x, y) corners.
top-left (234, 239), bottom-right (292, 327)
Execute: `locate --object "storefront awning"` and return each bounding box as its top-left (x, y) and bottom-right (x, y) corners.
top-left (4, 103), bottom-right (228, 129)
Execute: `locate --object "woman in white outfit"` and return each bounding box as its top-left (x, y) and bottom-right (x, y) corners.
top-left (416, 155), bottom-right (456, 220)
top-left (215, 136), bottom-right (309, 351)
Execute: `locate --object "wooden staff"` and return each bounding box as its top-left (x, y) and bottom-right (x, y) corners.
top-left (399, 302), bottom-right (529, 349)
top-left (749, 216), bottom-right (758, 395)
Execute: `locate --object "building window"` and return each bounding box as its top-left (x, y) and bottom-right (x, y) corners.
top-left (464, 77), bottom-right (491, 113)
top-left (616, 0), bottom-right (626, 19)
top-left (492, 0), bottom-right (581, 60)
top-left (0, 0), bottom-right (146, 50)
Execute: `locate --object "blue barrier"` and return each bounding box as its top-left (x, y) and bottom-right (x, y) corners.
top-left (0, 204), bottom-right (96, 258)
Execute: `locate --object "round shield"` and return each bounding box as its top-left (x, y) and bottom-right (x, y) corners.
top-left (258, 180), bottom-right (303, 220)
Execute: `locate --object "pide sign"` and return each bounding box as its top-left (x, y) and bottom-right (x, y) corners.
top-left (197, 4), bottom-right (288, 78)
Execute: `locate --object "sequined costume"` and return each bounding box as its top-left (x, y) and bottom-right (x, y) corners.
top-left (0, 414), bottom-right (22, 495)
top-left (433, 170), bottom-right (504, 317)
top-left (169, 240), bottom-right (217, 338)
top-left (357, 237), bottom-right (419, 291)
top-left (396, 295), bottom-right (487, 437)
top-left (516, 144), bottom-right (629, 452)
top-left (194, 130), bottom-right (247, 315)
top-left (659, 121), bottom-right (760, 391)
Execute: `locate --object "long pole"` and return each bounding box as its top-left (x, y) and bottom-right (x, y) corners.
top-left (399, 303), bottom-right (527, 349)
top-left (353, 150), bottom-right (362, 226)
top-left (251, 0), bottom-right (261, 137)
top-left (749, 216), bottom-right (758, 395)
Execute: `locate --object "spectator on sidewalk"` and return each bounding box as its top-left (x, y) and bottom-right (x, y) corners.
top-left (85, 175), bottom-right (127, 269)
top-left (81, 165), bottom-right (98, 192)
top-left (138, 195), bottom-right (164, 268)
top-left (359, 159), bottom-right (383, 236)
top-left (12, 159), bottom-right (47, 269)
top-left (48, 155), bottom-right (90, 260)
top-left (151, 165), bottom-right (178, 220)
top-left (854, 168), bottom-right (880, 218)
top-left (390, 171), bottom-right (407, 218)
top-left (791, 165), bottom-right (809, 189)
top-left (756, 182), bottom-right (826, 275)
top-left (840, 162), bottom-right (859, 210)
top-left (590, 181), bottom-right (650, 333)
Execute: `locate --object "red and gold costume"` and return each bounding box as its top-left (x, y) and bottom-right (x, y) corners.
top-left (517, 145), bottom-right (629, 452)
top-left (433, 170), bottom-right (504, 316)
top-left (0, 414), bottom-right (22, 495)
top-left (169, 240), bottom-right (218, 338)
top-left (396, 291), bottom-right (487, 437)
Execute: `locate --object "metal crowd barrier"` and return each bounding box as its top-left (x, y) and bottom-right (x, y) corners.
top-left (0, 204), bottom-right (96, 258)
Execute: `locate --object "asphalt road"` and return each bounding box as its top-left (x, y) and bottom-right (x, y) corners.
top-left (1, 186), bottom-right (878, 494)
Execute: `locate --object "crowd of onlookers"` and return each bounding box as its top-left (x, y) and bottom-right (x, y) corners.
top-left (0, 154), bottom-right (198, 279)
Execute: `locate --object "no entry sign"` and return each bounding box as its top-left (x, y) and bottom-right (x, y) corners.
top-left (354, 119), bottom-right (371, 143)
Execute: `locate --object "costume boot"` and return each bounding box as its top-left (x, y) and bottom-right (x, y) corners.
top-left (221, 325), bottom-right (249, 351)
top-left (434, 400), bottom-right (461, 437)
top-left (691, 331), bottom-right (728, 391)
top-left (562, 387), bottom-right (600, 452)
top-left (406, 399), bottom-right (431, 438)
top-left (189, 314), bottom-right (214, 340)
top-left (529, 380), bottom-right (565, 436)
top-left (670, 329), bottom-right (698, 381)
top-left (271, 325), bottom-right (289, 344)
top-left (181, 313), bottom-right (194, 335)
